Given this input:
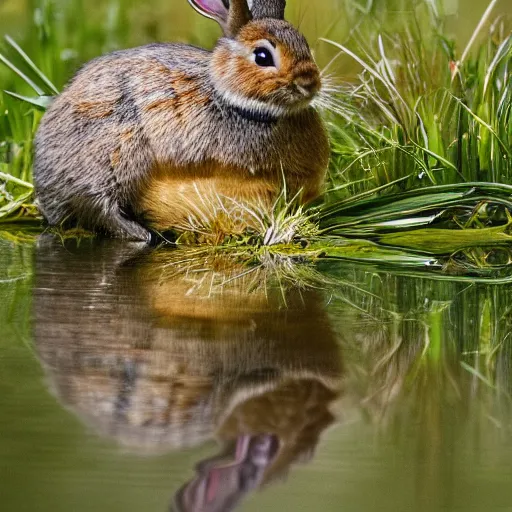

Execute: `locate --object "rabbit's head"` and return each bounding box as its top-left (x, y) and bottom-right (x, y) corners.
top-left (189, 0), bottom-right (322, 117)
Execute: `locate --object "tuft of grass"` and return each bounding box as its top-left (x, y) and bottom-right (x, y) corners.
top-left (166, 189), bottom-right (319, 247)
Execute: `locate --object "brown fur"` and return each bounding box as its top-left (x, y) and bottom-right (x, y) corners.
top-left (139, 175), bottom-right (276, 233)
top-left (74, 100), bottom-right (115, 119)
top-left (213, 21), bottom-right (321, 103)
top-left (226, 0), bottom-right (252, 36)
top-left (110, 148), bottom-right (121, 168)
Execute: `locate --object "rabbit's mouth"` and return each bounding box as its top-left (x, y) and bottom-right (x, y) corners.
top-left (293, 81), bottom-right (321, 102)
top-left (271, 75), bottom-right (322, 111)
top-left (289, 86), bottom-right (319, 107)
top-left (275, 85), bottom-right (320, 112)
top-left (291, 66), bottom-right (322, 101)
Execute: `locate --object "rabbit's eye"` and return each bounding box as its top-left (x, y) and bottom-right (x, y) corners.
top-left (254, 47), bottom-right (275, 67)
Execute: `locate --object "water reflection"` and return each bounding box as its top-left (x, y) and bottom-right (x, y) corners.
top-left (14, 234), bottom-right (512, 511)
top-left (34, 238), bottom-right (343, 511)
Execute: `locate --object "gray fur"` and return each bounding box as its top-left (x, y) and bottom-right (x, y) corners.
top-left (223, 0), bottom-right (286, 20)
top-left (251, 0), bottom-right (286, 19)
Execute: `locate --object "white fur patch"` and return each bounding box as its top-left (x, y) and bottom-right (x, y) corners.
top-left (224, 38), bottom-right (250, 57)
top-left (218, 89), bottom-right (288, 117)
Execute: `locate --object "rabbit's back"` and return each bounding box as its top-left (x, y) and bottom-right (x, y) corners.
top-left (35, 42), bottom-right (213, 177)
top-left (34, 43), bottom-right (213, 238)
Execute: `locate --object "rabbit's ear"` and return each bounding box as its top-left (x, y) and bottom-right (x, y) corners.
top-left (251, 0), bottom-right (286, 20)
top-left (188, 0), bottom-right (228, 22)
top-left (188, 0), bottom-right (252, 37)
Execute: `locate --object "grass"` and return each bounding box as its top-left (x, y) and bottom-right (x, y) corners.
top-left (323, 0), bottom-right (512, 195)
top-left (0, 0), bottom-right (511, 278)
top-left (334, 263), bottom-right (512, 437)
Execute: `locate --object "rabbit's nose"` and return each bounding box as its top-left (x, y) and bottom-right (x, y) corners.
top-left (293, 72), bottom-right (321, 98)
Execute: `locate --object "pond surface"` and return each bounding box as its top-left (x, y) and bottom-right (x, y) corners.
top-left (1, 234), bottom-right (512, 512)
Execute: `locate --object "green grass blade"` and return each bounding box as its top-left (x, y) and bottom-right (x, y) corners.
top-left (0, 53), bottom-right (44, 96)
top-left (4, 91), bottom-right (53, 110)
top-left (4, 35), bottom-right (60, 95)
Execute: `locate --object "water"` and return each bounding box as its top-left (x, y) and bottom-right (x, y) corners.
top-left (1, 234), bottom-right (512, 512)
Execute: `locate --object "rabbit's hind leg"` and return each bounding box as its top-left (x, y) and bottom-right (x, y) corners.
top-left (71, 194), bottom-right (151, 242)
top-left (107, 213), bottom-right (151, 242)
top-left (96, 206), bottom-right (152, 242)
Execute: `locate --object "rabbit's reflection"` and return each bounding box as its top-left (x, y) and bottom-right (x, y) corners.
top-left (34, 238), bottom-right (343, 511)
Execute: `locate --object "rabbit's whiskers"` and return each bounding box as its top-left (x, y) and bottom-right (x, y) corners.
top-left (313, 75), bottom-right (356, 120)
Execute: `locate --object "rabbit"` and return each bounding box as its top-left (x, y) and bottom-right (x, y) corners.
top-left (34, 0), bottom-right (330, 241)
